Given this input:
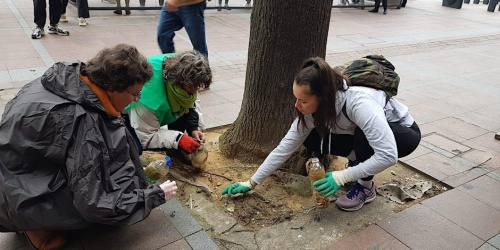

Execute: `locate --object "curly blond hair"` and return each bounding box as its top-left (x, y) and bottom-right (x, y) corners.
top-left (162, 50), bottom-right (212, 89)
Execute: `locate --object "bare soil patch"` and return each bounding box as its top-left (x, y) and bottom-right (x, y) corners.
top-left (140, 127), bottom-right (447, 249)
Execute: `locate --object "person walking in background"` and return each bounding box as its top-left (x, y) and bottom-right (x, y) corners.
top-left (157, 0), bottom-right (210, 58)
top-left (0, 44), bottom-right (178, 249)
top-left (32, 0), bottom-right (70, 39)
top-left (222, 57), bottom-right (421, 212)
top-left (114, 0), bottom-right (131, 15)
top-left (61, 0), bottom-right (91, 26)
top-left (369, 0), bottom-right (388, 14)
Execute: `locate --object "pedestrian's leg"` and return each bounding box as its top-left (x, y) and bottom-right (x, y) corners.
top-left (382, 0), bottom-right (388, 14)
top-left (77, 0), bottom-right (90, 18)
top-left (157, 7), bottom-right (184, 54)
top-left (33, 0), bottom-right (47, 28)
top-left (114, 0), bottom-right (122, 14)
top-left (181, 2), bottom-right (208, 57)
top-left (125, 0), bottom-right (131, 15)
top-left (61, 0), bottom-right (68, 14)
top-left (48, 0), bottom-right (62, 26)
top-left (369, 0), bottom-right (380, 12)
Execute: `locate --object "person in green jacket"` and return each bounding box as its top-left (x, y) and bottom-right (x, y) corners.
top-left (124, 50), bottom-right (212, 155)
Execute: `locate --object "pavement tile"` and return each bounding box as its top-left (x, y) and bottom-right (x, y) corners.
top-left (159, 239), bottom-right (192, 250)
top-left (487, 234), bottom-right (500, 248)
top-left (399, 144), bottom-right (432, 162)
top-left (323, 225), bottom-right (410, 250)
top-left (423, 117), bottom-right (490, 142)
top-left (461, 149), bottom-right (500, 169)
top-left (158, 199), bottom-right (203, 238)
top-left (404, 152), bottom-right (473, 182)
top-left (377, 204), bottom-right (483, 250)
top-left (185, 231), bottom-right (220, 250)
top-left (463, 133), bottom-right (500, 154)
top-left (441, 166), bottom-right (489, 187)
top-left (458, 175), bottom-right (500, 210)
top-left (79, 208), bottom-right (182, 249)
top-left (422, 134), bottom-right (470, 156)
top-left (421, 189), bottom-right (500, 241)
top-left (0, 232), bottom-right (28, 249)
top-left (477, 243), bottom-right (498, 250)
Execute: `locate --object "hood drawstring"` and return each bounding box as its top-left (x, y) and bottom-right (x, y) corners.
top-left (319, 131), bottom-right (333, 155)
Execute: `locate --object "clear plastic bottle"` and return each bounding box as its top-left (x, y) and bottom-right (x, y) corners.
top-left (307, 157), bottom-right (329, 209)
top-left (144, 156), bottom-right (171, 183)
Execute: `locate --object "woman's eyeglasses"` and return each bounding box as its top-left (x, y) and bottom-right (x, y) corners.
top-left (127, 90), bottom-right (142, 101)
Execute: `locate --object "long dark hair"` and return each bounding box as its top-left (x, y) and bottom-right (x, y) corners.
top-left (295, 57), bottom-right (346, 137)
top-left (82, 44), bottom-right (153, 92)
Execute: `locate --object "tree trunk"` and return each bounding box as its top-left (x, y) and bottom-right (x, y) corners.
top-left (220, 0), bottom-right (334, 172)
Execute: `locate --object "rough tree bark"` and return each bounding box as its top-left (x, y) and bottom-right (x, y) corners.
top-left (219, 0), bottom-right (334, 172)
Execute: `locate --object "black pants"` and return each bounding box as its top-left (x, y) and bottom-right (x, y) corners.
top-left (374, 0), bottom-right (388, 10)
top-left (61, 0), bottom-right (90, 18)
top-left (303, 122), bottom-right (421, 181)
top-left (33, 0), bottom-right (63, 28)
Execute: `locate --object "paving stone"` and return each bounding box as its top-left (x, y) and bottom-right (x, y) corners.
top-left (79, 208), bottom-right (182, 249)
top-left (441, 167), bottom-right (489, 187)
top-left (422, 189), bottom-right (500, 241)
top-left (159, 239), bottom-right (192, 250)
top-left (0, 232), bottom-right (28, 249)
top-left (377, 204), bottom-right (483, 250)
top-left (477, 243), bottom-right (498, 250)
top-left (405, 152), bottom-right (473, 182)
top-left (185, 231), bottom-right (220, 250)
top-left (324, 225), bottom-right (410, 250)
top-left (458, 175), bottom-right (500, 210)
top-left (422, 134), bottom-right (470, 155)
top-left (487, 234), bottom-right (500, 248)
top-left (423, 117), bottom-right (489, 142)
top-left (159, 199), bottom-right (203, 237)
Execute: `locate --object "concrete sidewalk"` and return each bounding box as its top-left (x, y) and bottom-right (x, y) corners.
top-left (1, 0), bottom-right (500, 249)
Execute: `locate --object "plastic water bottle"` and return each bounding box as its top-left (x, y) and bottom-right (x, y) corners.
top-left (145, 156), bottom-right (171, 183)
top-left (306, 157), bottom-right (329, 209)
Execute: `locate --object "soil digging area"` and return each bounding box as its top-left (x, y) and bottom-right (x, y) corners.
top-left (140, 127), bottom-right (447, 250)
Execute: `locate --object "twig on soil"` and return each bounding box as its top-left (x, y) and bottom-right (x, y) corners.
top-left (169, 169), bottom-right (213, 194)
top-left (250, 191), bottom-right (272, 203)
top-left (301, 206), bottom-right (316, 214)
top-left (190, 194), bottom-right (193, 209)
top-left (201, 171), bottom-right (232, 181)
top-left (214, 237), bottom-right (248, 250)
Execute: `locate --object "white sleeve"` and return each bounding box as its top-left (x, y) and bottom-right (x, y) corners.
top-left (195, 97), bottom-right (205, 131)
top-left (345, 92), bottom-right (398, 181)
top-left (127, 102), bottom-right (183, 149)
top-left (251, 116), bottom-right (314, 184)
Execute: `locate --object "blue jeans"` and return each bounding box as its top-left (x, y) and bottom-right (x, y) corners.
top-left (157, 1), bottom-right (208, 57)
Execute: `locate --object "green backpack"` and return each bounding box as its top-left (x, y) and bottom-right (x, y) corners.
top-left (334, 55), bottom-right (400, 98)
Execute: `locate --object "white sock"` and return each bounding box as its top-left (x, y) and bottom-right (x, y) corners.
top-left (358, 180), bottom-right (373, 189)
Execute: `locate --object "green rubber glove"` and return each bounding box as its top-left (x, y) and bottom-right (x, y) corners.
top-left (313, 172), bottom-right (342, 197)
top-left (221, 180), bottom-right (254, 197)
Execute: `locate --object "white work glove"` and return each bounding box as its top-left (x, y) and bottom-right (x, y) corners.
top-left (160, 180), bottom-right (178, 200)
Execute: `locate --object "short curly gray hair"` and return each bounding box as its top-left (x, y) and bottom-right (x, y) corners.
top-left (162, 50), bottom-right (212, 90)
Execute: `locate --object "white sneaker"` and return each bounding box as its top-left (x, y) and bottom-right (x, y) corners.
top-left (79, 17), bottom-right (87, 26)
top-left (60, 14), bottom-right (68, 23)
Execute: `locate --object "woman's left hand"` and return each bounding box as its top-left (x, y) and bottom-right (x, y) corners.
top-left (191, 130), bottom-right (205, 143)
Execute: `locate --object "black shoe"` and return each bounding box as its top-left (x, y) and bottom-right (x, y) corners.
top-left (383, 9), bottom-right (387, 14)
top-left (368, 8), bottom-right (378, 12)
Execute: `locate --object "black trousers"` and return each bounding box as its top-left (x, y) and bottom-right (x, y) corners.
top-left (33, 0), bottom-right (63, 28)
top-left (374, 0), bottom-right (388, 10)
top-left (303, 122), bottom-right (421, 181)
top-left (61, 0), bottom-right (90, 18)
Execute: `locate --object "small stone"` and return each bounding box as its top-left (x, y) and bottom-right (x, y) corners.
top-left (391, 170), bottom-right (396, 175)
top-left (227, 207), bottom-right (235, 212)
top-left (216, 182), bottom-right (222, 186)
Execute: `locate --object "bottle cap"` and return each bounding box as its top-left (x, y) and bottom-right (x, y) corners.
top-left (164, 156), bottom-right (172, 166)
top-left (311, 157), bottom-right (319, 163)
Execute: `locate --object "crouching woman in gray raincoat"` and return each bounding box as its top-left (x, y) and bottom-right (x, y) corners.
top-left (0, 44), bottom-right (178, 250)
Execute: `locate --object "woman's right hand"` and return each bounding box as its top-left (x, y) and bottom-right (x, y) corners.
top-left (221, 180), bottom-right (254, 197)
top-left (160, 180), bottom-right (177, 200)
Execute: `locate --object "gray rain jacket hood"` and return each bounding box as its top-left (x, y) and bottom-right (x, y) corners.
top-left (0, 62), bottom-right (165, 232)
